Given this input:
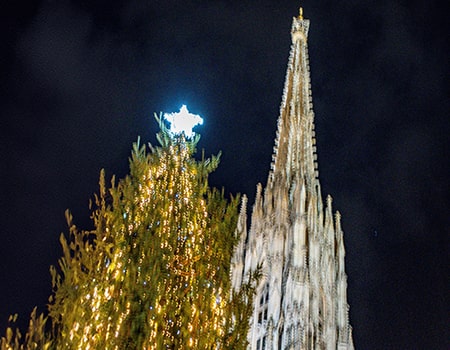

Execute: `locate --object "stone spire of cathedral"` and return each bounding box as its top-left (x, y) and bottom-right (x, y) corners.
top-left (269, 8), bottom-right (318, 190)
top-left (231, 8), bottom-right (354, 350)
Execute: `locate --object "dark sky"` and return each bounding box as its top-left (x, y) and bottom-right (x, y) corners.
top-left (1, 1), bottom-right (448, 348)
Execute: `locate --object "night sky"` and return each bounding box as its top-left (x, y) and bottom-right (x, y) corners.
top-left (1, 1), bottom-right (448, 348)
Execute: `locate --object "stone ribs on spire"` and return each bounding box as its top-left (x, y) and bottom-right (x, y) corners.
top-left (270, 15), bottom-right (318, 189)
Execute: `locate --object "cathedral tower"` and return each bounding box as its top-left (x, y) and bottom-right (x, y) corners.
top-left (231, 9), bottom-right (354, 350)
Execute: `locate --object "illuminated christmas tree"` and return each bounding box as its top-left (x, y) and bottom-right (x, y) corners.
top-left (47, 106), bottom-right (256, 349)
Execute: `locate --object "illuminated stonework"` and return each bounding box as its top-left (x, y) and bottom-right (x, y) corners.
top-left (231, 11), bottom-right (355, 350)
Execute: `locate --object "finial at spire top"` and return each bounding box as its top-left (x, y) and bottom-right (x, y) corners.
top-left (298, 7), bottom-right (303, 20)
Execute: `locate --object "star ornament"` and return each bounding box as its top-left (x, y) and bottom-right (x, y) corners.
top-left (163, 105), bottom-right (203, 138)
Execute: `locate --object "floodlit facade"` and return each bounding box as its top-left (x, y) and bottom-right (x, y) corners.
top-left (231, 10), bottom-right (355, 350)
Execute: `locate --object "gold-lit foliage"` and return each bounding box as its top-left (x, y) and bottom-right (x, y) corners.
top-left (0, 308), bottom-right (52, 350)
top-left (48, 122), bottom-right (253, 349)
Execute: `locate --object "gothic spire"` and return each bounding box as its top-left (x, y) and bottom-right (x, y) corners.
top-left (270, 10), bottom-right (318, 190)
top-left (234, 9), bottom-right (354, 349)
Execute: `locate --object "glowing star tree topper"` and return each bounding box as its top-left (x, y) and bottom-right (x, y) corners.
top-left (163, 105), bottom-right (203, 138)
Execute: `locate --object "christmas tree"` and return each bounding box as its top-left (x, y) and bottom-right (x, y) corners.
top-left (43, 106), bottom-right (255, 349)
